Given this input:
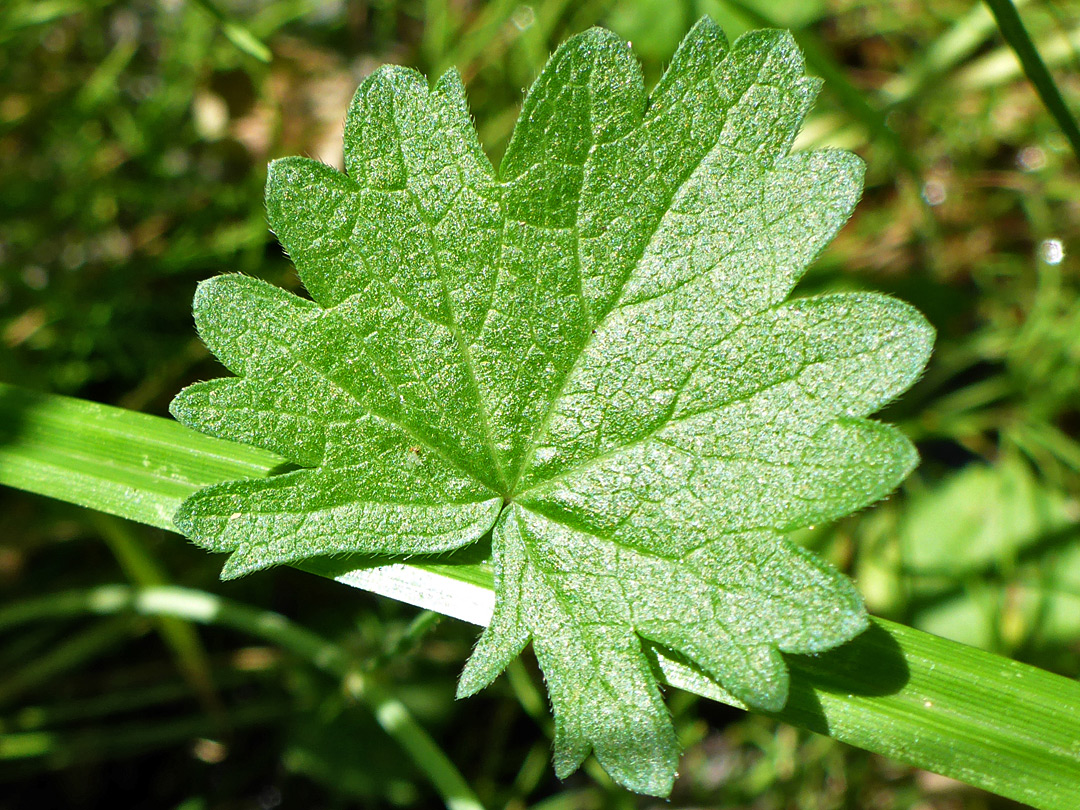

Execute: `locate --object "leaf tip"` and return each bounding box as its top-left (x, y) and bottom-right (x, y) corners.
top-left (219, 549), bottom-right (262, 580)
top-left (171, 494), bottom-right (197, 539)
top-left (167, 384), bottom-right (192, 426)
top-left (587, 746), bottom-right (677, 798)
top-left (456, 622), bottom-right (529, 698)
top-left (454, 672), bottom-right (481, 701)
top-left (455, 650), bottom-right (491, 698)
top-left (173, 494), bottom-right (252, 583)
top-left (171, 484), bottom-right (241, 556)
top-left (191, 273), bottom-right (244, 325)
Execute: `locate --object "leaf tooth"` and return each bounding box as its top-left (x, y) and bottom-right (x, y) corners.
top-left (192, 273), bottom-right (315, 376)
top-left (691, 536), bottom-right (870, 656)
top-left (550, 712), bottom-right (591, 782)
top-left (650, 16), bottom-right (729, 108)
top-left (540, 633), bottom-right (679, 797)
top-left (458, 507), bottom-right (532, 696)
top-left (715, 28), bottom-right (819, 164)
top-left (170, 378), bottom-right (326, 468)
top-left (264, 156), bottom-right (362, 307)
top-left (500, 25), bottom-right (645, 183)
top-left (343, 64), bottom-right (427, 189)
top-left (456, 612), bottom-right (530, 698)
top-left (173, 472), bottom-right (501, 580)
top-left (639, 615), bottom-right (791, 712)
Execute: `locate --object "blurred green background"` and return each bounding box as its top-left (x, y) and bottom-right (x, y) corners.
top-left (1, 0), bottom-right (1079, 807)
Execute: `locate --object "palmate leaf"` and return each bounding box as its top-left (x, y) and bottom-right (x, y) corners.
top-left (171, 18), bottom-right (934, 796)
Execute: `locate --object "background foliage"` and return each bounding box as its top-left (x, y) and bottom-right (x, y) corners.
top-left (1, 0), bottom-right (1078, 807)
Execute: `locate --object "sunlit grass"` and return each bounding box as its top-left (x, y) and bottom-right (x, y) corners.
top-left (1, 0), bottom-right (1079, 806)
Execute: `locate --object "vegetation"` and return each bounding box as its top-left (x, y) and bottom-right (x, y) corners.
top-left (1, 1), bottom-right (1079, 808)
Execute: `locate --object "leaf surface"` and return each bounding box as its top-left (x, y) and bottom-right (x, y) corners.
top-left (171, 17), bottom-right (934, 796)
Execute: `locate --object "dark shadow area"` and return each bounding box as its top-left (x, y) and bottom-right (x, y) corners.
top-left (266, 459), bottom-right (303, 477)
top-left (776, 621), bottom-right (910, 737)
top-left (786, 621), bottom-right (910, 697)
top-left (647, 620), bottom-right (909, 739)
top-left (0, 384), bottom-right (36, 453)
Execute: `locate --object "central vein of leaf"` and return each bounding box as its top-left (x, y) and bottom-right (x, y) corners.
top-left (397, 172), bottom-right (510, 493)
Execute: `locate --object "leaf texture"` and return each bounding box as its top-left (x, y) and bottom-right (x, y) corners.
top-left (171, 17), bottom-right (934, 796)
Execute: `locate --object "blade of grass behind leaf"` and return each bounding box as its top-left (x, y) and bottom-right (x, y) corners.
top-left (92, 513), bottom-right (224, 718)
top-left (189, 0), bottom-right (271, 62)
top-left (0, 385), bottom-right (1078, 808)
top-left (8, 673), bottom-right (259, 732)
top-left (882, 0), bottom-right (1032, 102)
top-left (0, 701), bottom-right (285, 770)
top-left (983, 0), bottom-right (1080, 162)
top-left (0, 584), bottom-right (485, 810)
top-left (957, 23), bottom-right (1080, 90)
top-left (0, 617), bottom-right (141, 707)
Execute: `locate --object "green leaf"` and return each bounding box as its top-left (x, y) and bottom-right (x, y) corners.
top-left (170, 18), bottom-right (934, 795)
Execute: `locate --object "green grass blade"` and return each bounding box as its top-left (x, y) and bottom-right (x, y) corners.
top-left (93, 514), bottom-right (223, 716)
top-left (0, 384), bottom-right (1078, 808)
top-left (0, 701), bottom-right (286, 768)
top-left (8, 673), bottom-right (260, 731)
top-left (0, 383), bottom-right (281, 529)
top-left (983, 0), bottom-right (1080, 162)
top-left (957, 23), bottom-right (1080, 91)
top-left (0, 616), bottom-right (139, 706)
top-left (189, 0), bottom-right (272, 62)
top-left (882, 0), bottom-right (1032, 102)
top-left (0, 584), bottom-right (484, 810)
top-left (0, 0), bottom-right (84, 37)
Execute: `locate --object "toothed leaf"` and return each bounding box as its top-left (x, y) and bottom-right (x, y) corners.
top-left (171, 18), bottom-right (934, 796)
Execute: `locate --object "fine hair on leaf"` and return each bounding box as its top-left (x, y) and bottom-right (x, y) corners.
top-left (171, 16), bottom-right (935, 796)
